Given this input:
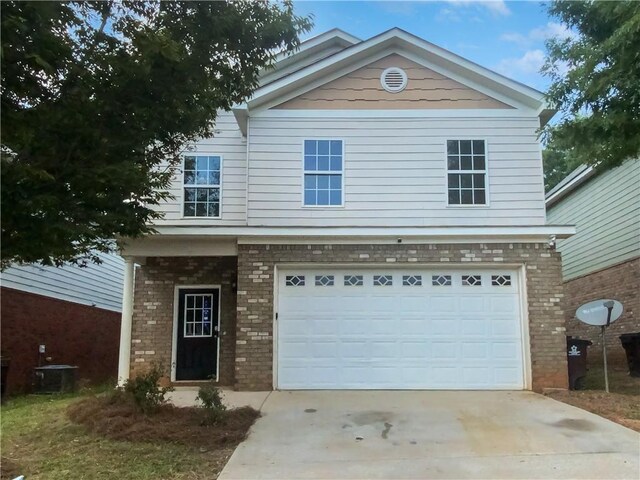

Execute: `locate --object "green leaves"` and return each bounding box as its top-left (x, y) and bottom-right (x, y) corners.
top-left (543, 0), bottom-right (640, 171)
top-left (1, 1), bottom-right (312, 268)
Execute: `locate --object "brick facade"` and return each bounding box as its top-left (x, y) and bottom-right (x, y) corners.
top-left (564, 257), bottom-right (639, 364)
top-left (129, 257), bottom-right (237, 385)
top-left (1, 287), bottom-right (120, 395)
top-left (236, 243), bottom-right (568, 392)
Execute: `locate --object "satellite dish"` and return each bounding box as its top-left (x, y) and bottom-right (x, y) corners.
top-left (576, 299), bottom-right (623, 326)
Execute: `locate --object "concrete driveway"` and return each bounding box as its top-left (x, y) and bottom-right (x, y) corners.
top-left (219, 391), bottom-right (639, 480)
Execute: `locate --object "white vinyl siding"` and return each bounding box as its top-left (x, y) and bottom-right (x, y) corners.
top-left (247, 115), bottom-right (545, 226)
top-left (152, 111), bottom-right (247, 226)
top-left (547, 159), bottom-right (640, 280)
top-left (0, 252), bottom-right (125, 312)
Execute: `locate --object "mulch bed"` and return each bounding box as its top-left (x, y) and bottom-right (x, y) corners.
top-left (546, 390), bottom-right (640, 432)
top-left (67, 395), bottom-right (261, 448)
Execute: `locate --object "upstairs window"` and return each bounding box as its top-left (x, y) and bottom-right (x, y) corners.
top-left (447, 140), bottom-right (487, 205)
top-left (304, 140), bottom-right (343, 206)
top-left (183, 155), bottom-right (221, 217)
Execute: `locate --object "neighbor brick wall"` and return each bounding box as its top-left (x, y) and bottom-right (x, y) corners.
top-left (1, 287), bottom-right (120, 395)
top-left (564, 257), bottom-right (639, 364)
top-left (236, 243), bottom-right (568, 392)
top-left (129, 257), bottom-right (237, 385)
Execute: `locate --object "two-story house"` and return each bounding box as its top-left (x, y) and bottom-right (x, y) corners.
top-left (118, 29), bottom-right (574, 392)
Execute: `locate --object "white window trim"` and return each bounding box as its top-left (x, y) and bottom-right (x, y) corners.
top-left (171, 285), bottom-right (222, 383)
top-left (181, 154), bottom-right (223, 219)
top-left (183, 293), bottom-right (215, 338)
top-left (301, 138), bottom-right (345, 208)
top-left (444, 138), bottom-right (491, 208)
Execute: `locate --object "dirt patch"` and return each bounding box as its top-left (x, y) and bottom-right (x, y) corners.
top-left (0, 456), bottom-right (21, 480)
top-left (67, 395), bottom-right (260, 448)
top-left (546, 390), bottom-right (640, 432)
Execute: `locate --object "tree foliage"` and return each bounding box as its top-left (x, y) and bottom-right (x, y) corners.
top-left (542, 147), bottom-right (575, 192)
top-left (1, 1), bottom-right (311, 268)
top-left (542, 0), bottom-right (640, 171)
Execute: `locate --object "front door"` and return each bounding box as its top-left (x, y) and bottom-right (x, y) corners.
top-left (176, 288), bottom-right (220, 381)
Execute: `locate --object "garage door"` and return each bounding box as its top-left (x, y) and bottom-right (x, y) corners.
top-left (276, 268), bottom-right (525, 390)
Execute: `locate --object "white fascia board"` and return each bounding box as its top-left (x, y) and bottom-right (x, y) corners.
top-left (231, 107), bottom-right (248, 136)
top-left (392, 48), bottom-right (533, 112)
top-left (273, 29), bottom-right (361, 63)
top-left (260, 30), bottom-right (361, 86)
top-left (147, 225), bottom-right (576, 239)
top-left (394, 31), bottom-right (546, 109)
top-left (252, 108), bottom-right (539, 119)
top-left (248, 28), bottom-right (547, 114)
top-left (545, 165), bottom-right (595, 208)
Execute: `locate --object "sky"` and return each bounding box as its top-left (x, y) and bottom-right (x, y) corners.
top-left (292, 0), bottom-right (574, 92)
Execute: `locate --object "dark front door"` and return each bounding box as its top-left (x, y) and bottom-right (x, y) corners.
top-left (176, 288), bottom-right (219, 381)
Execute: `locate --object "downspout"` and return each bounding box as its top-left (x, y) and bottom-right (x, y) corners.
top-left (117, 257), bottom-right (135, 386)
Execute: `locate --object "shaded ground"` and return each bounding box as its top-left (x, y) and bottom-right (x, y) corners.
top-left (1, 389), bottom-right (259, 480)
top-left (546, 363), bottom-right (640, 432)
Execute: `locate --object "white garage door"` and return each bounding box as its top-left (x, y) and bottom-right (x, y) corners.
top-left (277, 268), bottom-right (525, 390)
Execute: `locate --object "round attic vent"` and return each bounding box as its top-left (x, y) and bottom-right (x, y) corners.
top-left (380, 67), bottom-right (408, 93)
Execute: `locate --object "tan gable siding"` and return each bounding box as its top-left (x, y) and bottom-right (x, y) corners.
top-left (274, 54), bottom-right (513, 110)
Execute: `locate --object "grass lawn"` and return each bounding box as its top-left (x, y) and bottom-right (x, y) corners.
top-left (546, 362), bottom-right (640, 432)
top-left (1, 388), bottom-right (253, 480)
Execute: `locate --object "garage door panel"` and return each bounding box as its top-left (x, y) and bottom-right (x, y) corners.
top-left (430, 296), bottom-right (457, 313)
top-left (462, 342), bottom-right (489, 360)
top-left (432, 341), bottom-right (459, 359)
top-left (460, 318), bottom-right (489, 336)
top-left (459, 296), bottom-right (486, 313)
top-left (431, 318), bottom-right (457, 335)
top-left (491, 318), bottom-right (520, 336)
top-left (491, 342), bottom-right (520, 359)
top-left (277, 267), bottom-right (525, 390)
top-left (490, 296), bottom-right (519, 312)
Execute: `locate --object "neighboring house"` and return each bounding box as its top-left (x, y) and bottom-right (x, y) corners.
top-left (119, 28), bottom-right (575, 393)
top-left (1, 252), bottom-right (124, 394)
top-left (546, 159), bottom-right (640, 362)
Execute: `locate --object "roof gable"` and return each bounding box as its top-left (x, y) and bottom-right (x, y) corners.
top-left (259, 29), bottom-right (361, 87)
top-left (245, 28), bottom-right (553, 122)
top-left (273, 53), bottom-right (512, 110)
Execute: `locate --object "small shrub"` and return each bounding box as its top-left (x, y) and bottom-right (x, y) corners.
top-left (123, 365), bottom-right (173, 414)
top-left (196, 380), bottom-right (227, 425)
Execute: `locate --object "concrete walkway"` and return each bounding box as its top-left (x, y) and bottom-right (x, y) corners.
top-left (218, 391), bottom-right (640, 480)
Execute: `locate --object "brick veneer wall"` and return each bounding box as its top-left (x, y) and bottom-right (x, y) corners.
top-left (1, 287), bottom-right (120, 395)
top-left (564, 257), bottom-right (639, 364)
top-left (236, 243), bottom-right (568, 392)
top-left (129, 256), bottom-right (237, 385)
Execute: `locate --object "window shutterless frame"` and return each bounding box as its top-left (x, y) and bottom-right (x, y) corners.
top-left (301, 138), bottom-right (345, 208)
top-left (181, 154), bottom-right (223, 219)
top-left (183, 293), bottom-right (215, 338)
top-left (444, 138), bottom-right (490, 208)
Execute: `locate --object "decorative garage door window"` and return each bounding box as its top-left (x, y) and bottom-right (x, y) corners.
top-left (285, 275), bottom-right (305, 286)
top-left (344, 275), bottom-right (364, 286)
top-left (315, 275), bottom-right (335, 286)
top-left (492, 275), bottom-right (512, 286)
top-left (184, 294), bottom-right (214, 337)
top-left (432, 275), bottom-right (452, 286)
top-left (402, 275), bottom-right (422, 286)
top-left (303, 139), bottom-right (343, 206)
top-left (462, 275), bottom-right (482, 286)
top-left (373, 275), bottom-right (393, 286)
